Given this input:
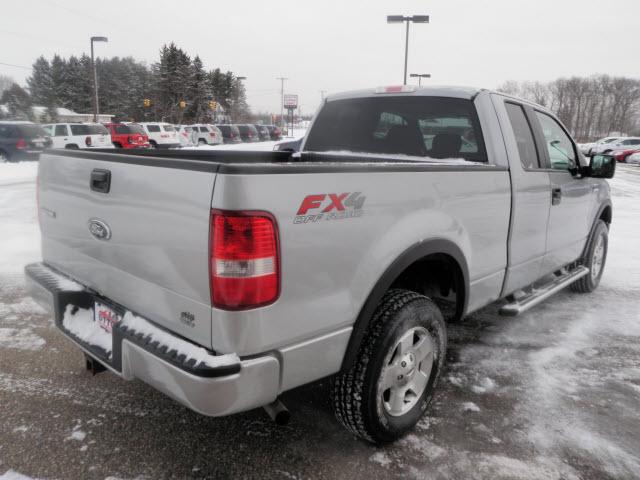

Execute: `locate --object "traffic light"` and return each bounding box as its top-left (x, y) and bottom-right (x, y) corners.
top-left (143, 98), bottom-right (151, 107)
top-left (179, 100), bottom-right (186, 109)
top-left (209, 100), bottom-right (218, 110)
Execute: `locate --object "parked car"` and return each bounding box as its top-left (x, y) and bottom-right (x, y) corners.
top-left (605, 138), bottom-right (640, 154)
top-left (139, 122), bottom-right (180, 149)
top-left (27, 85), bottom-right (615, 443)
top-left (215, 124), bottom-right (242, 143)
top-left (265, 125), bottom-right (282, 141)
top-left (253, 124), bottom-right (271, 141)
top-left (43, 123), bottom-right (113, 149)
top-left (175, 125), bottom-right (197, 147)
top-left (626, 151), bottom-right (640, 165)
top-left (592, 137), bottom-right (640, 155)
top-left (588, 136), bottom-right (621, 155)
top-left (236, 124), bottom-right (260, 142)
top-left (192, 124), bottom-right (223, 145)
top-left (104, 123), bottom-right (150, 149)
top-left (611, 148), bottom-right (640, 162)
top-left (0, 121), bottom-right (51, 161)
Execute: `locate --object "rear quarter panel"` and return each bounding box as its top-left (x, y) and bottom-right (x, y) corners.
top-left (211, 166), bottom-right (511, 355)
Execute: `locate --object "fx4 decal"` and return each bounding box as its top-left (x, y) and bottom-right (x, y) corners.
top-left (294, 192), bottom-right (366, 224)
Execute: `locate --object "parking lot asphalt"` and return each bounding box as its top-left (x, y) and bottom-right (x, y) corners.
top-left (1, 163), bottom-right (639, 480)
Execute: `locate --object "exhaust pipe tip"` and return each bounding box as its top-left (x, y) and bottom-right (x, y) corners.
top-left (263, 398), bottom-right (290, 425)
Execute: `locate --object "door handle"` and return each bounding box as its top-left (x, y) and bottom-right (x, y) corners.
top-left (90, 169), bottom-right (111, 193)
top-left (551, 187), bottom-right (562, 206)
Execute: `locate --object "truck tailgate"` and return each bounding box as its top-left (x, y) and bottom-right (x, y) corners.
top-left (38, 150), bottom-right (217, 349)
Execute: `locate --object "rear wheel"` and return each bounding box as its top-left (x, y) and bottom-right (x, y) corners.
top-left (571, 220), bottom-right (608, 293)
top-left (149, 140), bottom-right (158, 149)
top-left (331, 289), bottom-right (447, 443)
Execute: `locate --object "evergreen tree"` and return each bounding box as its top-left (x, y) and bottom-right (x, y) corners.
top-left (27, 57), bottom-right (57, 121)
top-left (0, 83), bottom-right (34, 121)
top-left (186, 55), bottom-right (210, 122)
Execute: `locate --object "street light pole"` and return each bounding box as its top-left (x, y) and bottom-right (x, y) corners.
top-left (387, 15), bottom-right (429, 85)
top-left (276, 77), bottom-right (287, 129)
top-left (410, 73), bottom-right (432, 86)
top-left (90, 36), bottom-right (108, 122)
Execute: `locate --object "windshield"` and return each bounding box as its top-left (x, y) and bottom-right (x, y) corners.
top-left (304, 96), bottom-right (487, 162)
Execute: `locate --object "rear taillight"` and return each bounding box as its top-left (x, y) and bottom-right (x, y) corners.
top-left (210, 210), bottom-right (280, 310)
top-left (16, 138), bottom-right (27, 149)
top-left (85, 136), bottom-right (92, 146)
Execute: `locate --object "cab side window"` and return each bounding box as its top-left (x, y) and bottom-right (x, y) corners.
top-left (534, 112), bottom-right (576, 170)
top-left (505, 102), bottom-right (540, 169)
top-left (54, 125), bottom-right (68, 137)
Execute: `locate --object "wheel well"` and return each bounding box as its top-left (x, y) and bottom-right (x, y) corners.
top-left (112, 142), bottom-right (122, 148)
top-left (390, 253), bottom-right (465, 322)
top-left (599, 205), bottom-right (612, 226)
top-left (340, 242), bottom-right (468, 372)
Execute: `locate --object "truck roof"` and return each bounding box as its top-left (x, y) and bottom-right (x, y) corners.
top-left (326, 85), bottom-right (484, 102)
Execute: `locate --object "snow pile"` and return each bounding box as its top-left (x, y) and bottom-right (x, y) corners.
top-left (0, 161), bottom-right (38, 186)
top-left (0, 328), bottom-right (45, 351)
top-left (0, 165), bottom-right (40, 275)
top-left (62, 305), bottom-right (112, 356)
top-left (0, 471), bottom-right (42, 480)
top-left (66, 429), bottom-right (86, 442)
top-left (369, 451), bottom-right (392, 467)
top-left (461, 402), bottom-right (480, 412)
top-left (121, 311), bottom-right (239, 368)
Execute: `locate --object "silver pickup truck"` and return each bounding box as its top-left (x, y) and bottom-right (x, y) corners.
top-left (26, 86), bottom-right (615, 443)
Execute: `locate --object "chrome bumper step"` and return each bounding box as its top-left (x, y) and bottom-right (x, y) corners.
top-left (499, 266), bottom-right (589, 316)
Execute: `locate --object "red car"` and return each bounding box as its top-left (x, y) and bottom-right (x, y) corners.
top-left (104, 123), bottom-right (150, 149)
top-left (612, 148), bottom-right (640, 162)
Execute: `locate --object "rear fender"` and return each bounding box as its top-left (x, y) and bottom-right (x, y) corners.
top-left (340, 237), bottom-right (469, 372)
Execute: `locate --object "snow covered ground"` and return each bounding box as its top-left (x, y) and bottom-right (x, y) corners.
top-left (0, 161), bottom-right (639, 479)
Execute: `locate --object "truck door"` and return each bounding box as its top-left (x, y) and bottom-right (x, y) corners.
top-left (494, 98), bottom-right (551, 294)
top-left (531, 111), bottom-right (592, 274)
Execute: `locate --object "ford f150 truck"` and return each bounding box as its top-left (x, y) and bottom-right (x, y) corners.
top-left (26, 86), bottom-right (615, 443)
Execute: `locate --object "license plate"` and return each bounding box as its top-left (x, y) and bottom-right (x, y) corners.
top-left (94, 301), bottom-right (122, 334)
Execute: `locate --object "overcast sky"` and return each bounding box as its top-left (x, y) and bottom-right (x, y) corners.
top-left (1, 0), bottom-right (638, 114)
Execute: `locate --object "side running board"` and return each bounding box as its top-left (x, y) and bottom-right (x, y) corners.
top-left (499, 266), bottom-right (589, 316)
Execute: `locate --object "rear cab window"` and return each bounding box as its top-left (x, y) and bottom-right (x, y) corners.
top-left (304, 96), bottom-right (487, 162)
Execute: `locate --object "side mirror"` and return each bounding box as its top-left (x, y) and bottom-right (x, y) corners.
top-left (587, 154), bottom-right (616, 179)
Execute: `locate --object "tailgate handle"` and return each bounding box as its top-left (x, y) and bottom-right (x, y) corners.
top-left (91, 169), bottom-right (111, 193)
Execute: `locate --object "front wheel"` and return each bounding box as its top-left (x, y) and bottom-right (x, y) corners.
top-left (331, 289), bottom-right (447, 443)
top-left (571, 219), bottom-right (608, 293)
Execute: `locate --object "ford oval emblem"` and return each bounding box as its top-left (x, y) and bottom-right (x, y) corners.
top-left (88, 218), bottom-right (112, 241)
